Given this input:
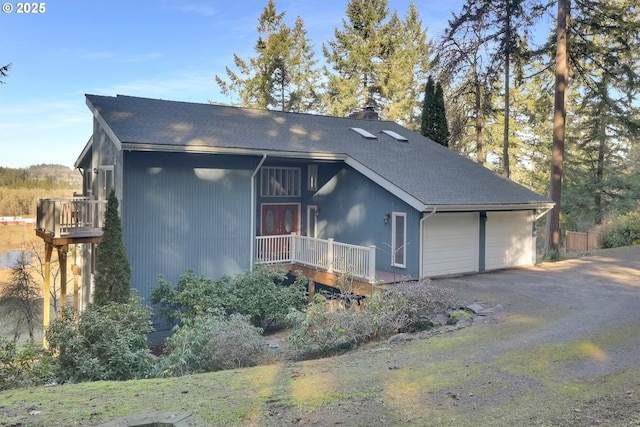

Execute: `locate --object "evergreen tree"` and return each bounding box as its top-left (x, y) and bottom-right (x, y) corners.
top-left (93, 189), bottom-right (131, 306)
top-left (216, 1), bottom-right (319, 112)
top-left (378, 3), bottom-right (433, 127)
top-left (323, 0), bottom-right (390, 116)
top-left (420, 77), bottom-right (435, 138)
top-left (420, 77), bottom-right (449, 146)
top-left (439, 0), bottom-right (545, 177)
top-left (323, 0), bottom-right (432, 122)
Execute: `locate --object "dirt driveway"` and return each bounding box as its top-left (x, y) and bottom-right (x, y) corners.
top-left (425, 246), bottom-right (640, 425)
top-left (262, 246), bottom-right (640, 427)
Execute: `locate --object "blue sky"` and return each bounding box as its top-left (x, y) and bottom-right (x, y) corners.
top-left (0, 0), bottom-right (464, 169)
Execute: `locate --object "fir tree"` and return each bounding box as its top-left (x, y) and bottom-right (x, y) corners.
top-left (216, 1), bottom-right (319, 112)
top-left (93, 189), bottom-right (131, 306)
top-left (421, 77), bottom-right (449, 146)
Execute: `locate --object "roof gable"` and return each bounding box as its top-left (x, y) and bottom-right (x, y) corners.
top-left (85, 94), bottom-right (552, 210)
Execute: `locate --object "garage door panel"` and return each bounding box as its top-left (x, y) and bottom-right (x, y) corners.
top-left (485, 211), bottom-right (533, 270)
top-left (422, 213), bottom-right (479, 277)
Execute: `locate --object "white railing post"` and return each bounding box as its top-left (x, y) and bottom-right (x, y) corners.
top-left (290, 233), bottom-right (297, 263)
top-left (327, 238), bottom-right (334, 273)
top-left (368, 245), bottom-right (376, 283)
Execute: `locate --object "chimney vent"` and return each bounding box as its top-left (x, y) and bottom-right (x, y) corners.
top-left (348, 104), bottom-right (379, 120)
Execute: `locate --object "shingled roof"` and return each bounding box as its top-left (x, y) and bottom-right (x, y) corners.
top-left (84, 94), bottom-right (552, 211)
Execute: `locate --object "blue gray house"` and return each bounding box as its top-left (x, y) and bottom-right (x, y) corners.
top-left (37, 94), bottom-right (553, 319)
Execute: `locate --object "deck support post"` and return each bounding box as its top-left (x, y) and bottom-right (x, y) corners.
top-left (57, 245), bottom-right (68, 309)
top-left (308, 279), bottom-right (316, 302)
top-left (42, 243), bottom-right (53, 347)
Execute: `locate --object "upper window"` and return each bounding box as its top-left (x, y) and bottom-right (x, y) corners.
top-left (261, 167), bottom-right (301, 197)
top-left (307, 164), bottom-right (318, 191)
top-left (391, 212), bottom-right (407, 268)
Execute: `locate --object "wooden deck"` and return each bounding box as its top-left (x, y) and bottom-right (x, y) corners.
top-left (36, 227), bottom-right (103, 246)
top-left (285, 263), bottom-right (415, 298)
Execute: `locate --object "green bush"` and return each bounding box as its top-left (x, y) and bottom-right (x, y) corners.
top-left (159, 314), bottom-right (266, 376)
top-left (150, 270), bottom-right (231, 324)
top-left (600, 212), bottom-right (640, 249)
top-left (45, 297), bottom-right (157, 383)
top-left (225, 267), bottom-right (307, 329)
top-left (0, 338), bottom-right (55, 390)
top-left (150, 266), bottom-right (307, 329)
top-left (287, 281), bottom-right (459, 357)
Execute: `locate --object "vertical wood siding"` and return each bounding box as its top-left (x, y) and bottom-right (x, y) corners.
top-left (311, 166), bottom-right (421, 278)
top-left (122, 152), bottom-right (253, 304)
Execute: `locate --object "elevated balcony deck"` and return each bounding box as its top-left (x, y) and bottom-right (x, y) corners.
top-left (36, 197), bottom-right (106, 246)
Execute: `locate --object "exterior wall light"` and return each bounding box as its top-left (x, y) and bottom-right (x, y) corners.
top-left (384, 213), bottom-right (390, 225)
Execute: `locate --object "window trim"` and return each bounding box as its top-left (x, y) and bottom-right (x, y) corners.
top-left (391, 212), bottom-right (407, 268)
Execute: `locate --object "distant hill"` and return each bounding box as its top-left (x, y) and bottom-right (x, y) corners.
top-left (0, 164), bottom-right (81, 189)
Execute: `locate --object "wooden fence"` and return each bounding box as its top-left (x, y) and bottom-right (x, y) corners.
top-left (565, 226), bottom-right (603, 252)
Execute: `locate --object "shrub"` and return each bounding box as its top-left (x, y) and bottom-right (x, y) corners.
top-left (159, 314), bottom-right (266, 376)
top-left (150, 270), bottom-right (231, 324)
top-left (226, 267), bottom-right (307, 329)
top-left (599, 212), bottom-right (640, 249)
top-left (150, 266), bottom-right (308, 330)
top-left (288, 280), bottom-right (460, 357)
top-left (45, 297), bottom-right (157, 383)
top-left (0, 338), bottom-right (55, 390)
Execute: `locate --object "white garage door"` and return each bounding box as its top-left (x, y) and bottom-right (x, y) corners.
top-left (485, 211), bottom-right (534, 270)
top-left (422, 213), bottom-right (479, 277)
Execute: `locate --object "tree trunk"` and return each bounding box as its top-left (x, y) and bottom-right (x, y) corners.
top-left (503, 4), bottom-right (511, 179)
top-left (546, 0), bottom-right (570, 254)
top-left (475, 80), bottom-right (485, 165)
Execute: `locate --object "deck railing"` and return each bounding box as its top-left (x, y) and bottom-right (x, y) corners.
top-left (256, 234), bottom-right (376, 282)
top-left (37, 197), bottom-right (106, 238)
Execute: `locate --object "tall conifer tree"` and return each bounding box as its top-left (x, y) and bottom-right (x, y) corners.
top-left (93, 189), bottom-right (131, 306)
top-left (421, 77), bottom-right (449, 146)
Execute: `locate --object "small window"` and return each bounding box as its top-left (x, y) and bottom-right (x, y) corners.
top-left (307, 164), bottom-right (318, 191)
top-left (307, 205), bottom-right (318, 238)
top-left (391, 212), bottom-right (406, 268)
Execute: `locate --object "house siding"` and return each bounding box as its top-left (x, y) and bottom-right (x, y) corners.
top-left (311, 165), bottom-right (421, 278)
top-left (122, 151), bottom-right (254, 304)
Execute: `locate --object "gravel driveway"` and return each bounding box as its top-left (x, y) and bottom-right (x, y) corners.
top-left (427, 246), bottom-right (640, 425)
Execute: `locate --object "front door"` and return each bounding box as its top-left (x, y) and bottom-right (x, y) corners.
top-left (261, 204), bottom-right (299, 236)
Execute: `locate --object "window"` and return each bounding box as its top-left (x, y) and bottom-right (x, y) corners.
top-left (307, 205), bottom-right (318, 238)
top-left (84, 169), bottom-right (92, 194)
top-left (261, 167), bottom-right (301, 197)
top-left (307, 164), bottom-right (318, 191)
top-left (98, 165), bottom-right (114, 199)
top-left (391, 212), bottom-right (406, 268)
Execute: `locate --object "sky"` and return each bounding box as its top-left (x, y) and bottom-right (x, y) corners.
top-left (0, 0), bottom-right (465, 169)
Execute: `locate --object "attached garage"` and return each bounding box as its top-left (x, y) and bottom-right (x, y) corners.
top-left (485, 210), bottom-right (535, 270)
top-left (422, 212), bottom-right (479, 277)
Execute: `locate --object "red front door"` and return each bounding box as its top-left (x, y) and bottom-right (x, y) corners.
top-left (261, 204), bottom-right (299, 235)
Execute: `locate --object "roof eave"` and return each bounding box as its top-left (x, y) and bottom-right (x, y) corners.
top-left (74, 135), bottom-right (93, 169)
top-left (119, 142), bottom-right (348, 162)
top-left (423, 202), bottom-right (556, 212)
top-left (86, 96), bottom-right (123, 151)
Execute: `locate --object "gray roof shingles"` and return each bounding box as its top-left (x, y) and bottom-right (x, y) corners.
top-left (86, 94), bottom-right (552, 208)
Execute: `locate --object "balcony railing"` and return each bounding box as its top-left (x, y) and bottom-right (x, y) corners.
top-left (256, 234), bottom-right (376, 283)
top-left (37, 197), bottom-right (106, 238)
